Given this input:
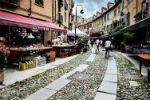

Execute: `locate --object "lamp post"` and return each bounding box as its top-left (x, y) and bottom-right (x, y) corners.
top-left (75, 5), bottom-right (84, 43)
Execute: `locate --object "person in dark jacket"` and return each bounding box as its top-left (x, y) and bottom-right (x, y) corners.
top-left (91, 40), bottom-right (94, 47)
top-left (78, 41), bottom-right (84, 53)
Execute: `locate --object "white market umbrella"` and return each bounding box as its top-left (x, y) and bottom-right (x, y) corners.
top-left (67, 28), bottom-right (87, 37)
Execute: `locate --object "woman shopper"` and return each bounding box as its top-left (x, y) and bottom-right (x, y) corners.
top-left (105, 38), bottom-right (111, 57)
top-left (96, 39), bottom-right (100, 52)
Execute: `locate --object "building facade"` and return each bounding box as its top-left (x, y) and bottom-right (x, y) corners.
top-left (123, 0), bottom-right (150, 26)
top-left (78, 0), bottom-right (124, 37)
top-left (78, 17), bottom-right (92, 36)
top-left (51, 0), bottom-right (74, 30)
top-left (79, 0), bottom-right (150, 38)
top-left (0, 0), bottom-right (52, 21)
top-left (0, 0), bottom-right (74, 30)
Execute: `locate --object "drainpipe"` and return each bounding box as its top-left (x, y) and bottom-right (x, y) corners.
top-left (136, 0), bottom-right (138, 14)
top-left (28, 0), bottom-right (32, 16)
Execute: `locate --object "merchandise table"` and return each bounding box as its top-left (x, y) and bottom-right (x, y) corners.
top-left (137, 54), bottom-right (150, 82)
top-left (8, 47), bottom-right (53, 60)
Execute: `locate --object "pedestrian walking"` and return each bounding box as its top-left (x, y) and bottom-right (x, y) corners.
top-left (91, 40), bottom-right (94, 47)
top-left (96, 39), bottom-right (100, 52)
top-left (105, 38), bottom-right (111, 57)
top-left (87, 39), bottom-right (91, 49)
top-left (100, 40), bottom-right (103, 47)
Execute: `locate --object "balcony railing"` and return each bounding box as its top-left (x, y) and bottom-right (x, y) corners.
top-left (0, 0), bottom-right (20, 8)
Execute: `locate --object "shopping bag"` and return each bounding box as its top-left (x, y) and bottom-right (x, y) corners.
top-left (91, 48), bottom-right (95, 54)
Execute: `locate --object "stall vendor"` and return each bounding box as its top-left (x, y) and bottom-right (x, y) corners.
top-left (47, 39), bottom-right (52, 46)
top-left (0, 37), bottom-right (10, 55)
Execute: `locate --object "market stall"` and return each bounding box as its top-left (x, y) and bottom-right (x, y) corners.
top-left (0, 10), bottom-right (66, 70)
top-left (67, 28), bottom-right (87, 37)
top-left (52, 45), bottom-right (78, 58)
top-left (67, 28), bottom-right (87, 43)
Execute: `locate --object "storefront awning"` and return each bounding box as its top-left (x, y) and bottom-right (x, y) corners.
top-left (111, 27), bottom-right (127, 36)
top-left (111, 17), bottom-right (150, 37)
top-left (0, 10), bottom-right (66, 33)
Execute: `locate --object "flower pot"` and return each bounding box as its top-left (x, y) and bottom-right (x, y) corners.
top-left (0, 69), bottom-right (5, 84)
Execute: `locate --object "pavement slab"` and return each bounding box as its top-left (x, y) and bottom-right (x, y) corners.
top-left (94, 92), bottom-right (116, 100)
top-left (93, 57), bottom-right (117, 100)
top-left (45, 78), bottom-right (71, 91)
top-left (24, 88), bottom-right (57, 100)
top-left (86, 54), bottom-right (96, 62)
top-left (103, 74), bottom-right (117, 83)
top-left (98, 81), bottom-right (117, 95)
top-left (107, 65), bottom-right (117, 70)
top-left (108, 62), bottom-right (116, 65)
top-left (105, 69), bottom-right (117, 75)
top-left (61, 64), bottom-right (89, 78)
top-left (129, 81), bottom-right (139, 87)
top-left (24, 64), bottom-right (89, 100)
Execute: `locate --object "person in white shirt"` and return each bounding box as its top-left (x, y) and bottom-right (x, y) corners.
top-left (87, 40), bottom-right (91, 49)
top-left (100, 40), bottom-right (103, 47)
top-left (96, 39), bottom-right (100, 52)
top-left (105, 39), bottom-right (111, 56)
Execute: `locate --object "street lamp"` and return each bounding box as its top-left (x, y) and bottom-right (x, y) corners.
top-left (75, 5), bottom-right (84, 43)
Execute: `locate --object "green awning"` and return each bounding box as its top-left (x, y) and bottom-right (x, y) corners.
top-left (111, 27), bottom-right (127, 36)
top-left (111, 17), bottom-right (150, 37)
top-left (127, 17), bottom-right (150, 32)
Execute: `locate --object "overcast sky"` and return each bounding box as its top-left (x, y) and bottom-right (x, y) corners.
top-left (73, 0), bottom-right (114, 19)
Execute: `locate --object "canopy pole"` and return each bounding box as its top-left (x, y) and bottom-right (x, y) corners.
top-left (75, 7), bottom-right (77, 44)
top-left (8, 25), bottom-right (11, 48)
top-left (50, 28), bottom-right (53, 46)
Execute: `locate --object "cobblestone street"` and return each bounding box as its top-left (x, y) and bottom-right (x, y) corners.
top-left (1, 0), bottom-right (150, 100)
top-left (0, 47), bottom-right (150, 100)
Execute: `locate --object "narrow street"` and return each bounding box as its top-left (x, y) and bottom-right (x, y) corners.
top-left (0, 46), bottom-right (150, 100)
top-left (1, 0), bottom-right (150, 100)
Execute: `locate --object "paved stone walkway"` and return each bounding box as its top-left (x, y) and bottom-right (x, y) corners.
top-left (94, 57), bottom-right (117, 100)
top-left (2, 55), bottom-right (77, 87)
top-left (24, 54), bottom-right (96, 100)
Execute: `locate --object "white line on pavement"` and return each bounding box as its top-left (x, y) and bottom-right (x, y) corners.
top-left (86, 54), bottom-right (96, 62)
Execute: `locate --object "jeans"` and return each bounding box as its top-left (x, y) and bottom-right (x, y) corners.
top-left (105, 47), bottom-right (110, 56)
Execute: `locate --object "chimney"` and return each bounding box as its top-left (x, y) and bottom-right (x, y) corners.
top-left (107, 2), bottom-right (114, 9)
top-left (101, 7), bottom-right (107, 13)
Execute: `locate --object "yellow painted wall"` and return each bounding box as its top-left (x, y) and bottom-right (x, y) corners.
top-left (16, 0), bottom-right (52, 21)
top-left (124, 0), bottom-right (150, 25)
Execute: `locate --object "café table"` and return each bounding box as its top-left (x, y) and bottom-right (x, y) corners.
top-left (137, 54), bottom-right (150, 82)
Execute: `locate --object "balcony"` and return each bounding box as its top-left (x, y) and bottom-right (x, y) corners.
top-left (0, 0), bottom-right (20, 8)
top-left (57, 12), bottom-right (63, 24)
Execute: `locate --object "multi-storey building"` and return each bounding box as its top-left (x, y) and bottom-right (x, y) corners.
top-left (78, 17), bottom-right (92, 36)
top-left (78, 0), bottom-right (124, 37)
top-left (102, 0), bottom-right (124, 35)
top-left (51, 0), bottom-right (74, 30)
top-left (123, 0), bottom-right (150, 26)
top-left (72, 15), bottom-right (84, 29)
top-left (78, 0), bottom-right (150, 42)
